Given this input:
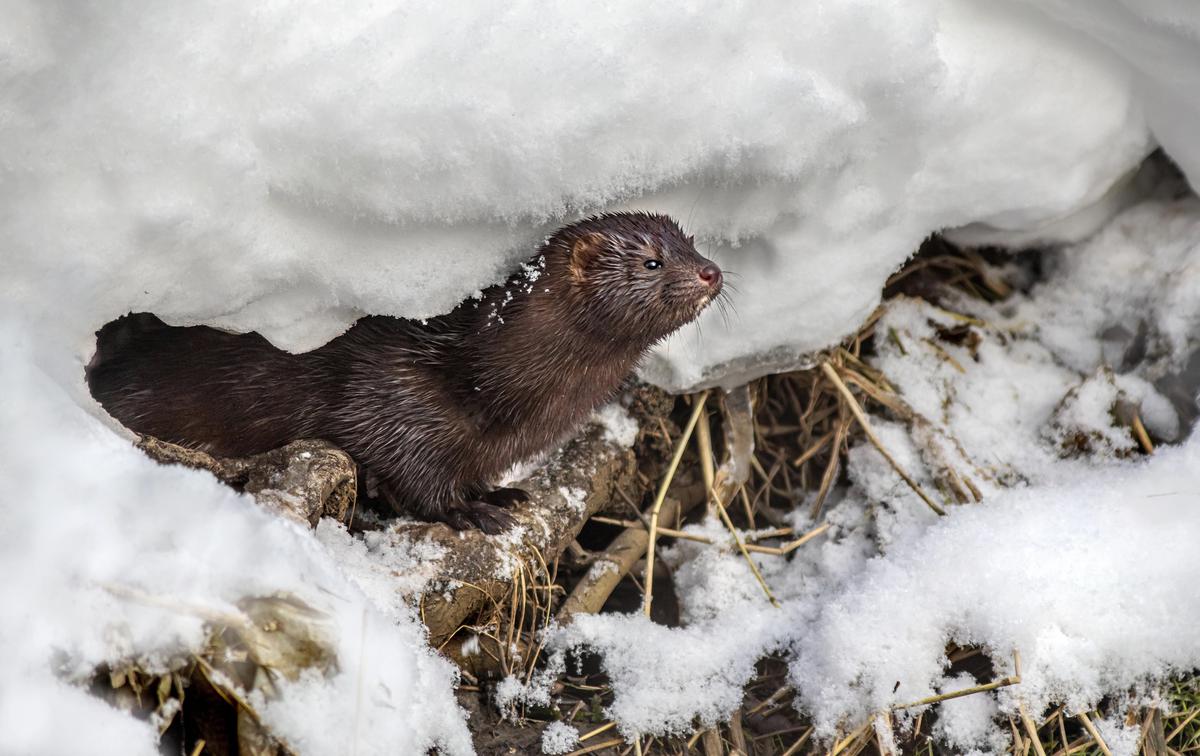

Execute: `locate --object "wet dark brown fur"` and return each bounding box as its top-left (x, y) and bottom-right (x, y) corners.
top-left (88, 213), bottom-right (723, 533)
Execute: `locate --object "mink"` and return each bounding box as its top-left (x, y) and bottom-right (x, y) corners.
top-left (88, 213), bottom-right (724, 533)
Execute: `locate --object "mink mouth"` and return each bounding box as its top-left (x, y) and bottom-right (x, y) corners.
top-left (695, 282), bottom-right (723, 309)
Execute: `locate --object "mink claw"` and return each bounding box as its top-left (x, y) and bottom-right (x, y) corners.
top-left (443, 501), bottom-right (516, 535)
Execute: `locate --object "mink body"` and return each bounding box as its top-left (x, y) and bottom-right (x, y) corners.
top-left (88, 213), bottom-right (723, 532)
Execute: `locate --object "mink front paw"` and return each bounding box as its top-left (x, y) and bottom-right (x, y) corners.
top-left (444, 501), bottom-right (516, 535)
top-left (479, 486), bottom-right (531, 508)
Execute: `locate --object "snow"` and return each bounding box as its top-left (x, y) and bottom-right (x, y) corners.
top-left (0, 326), bottom-right (472, 753)
top-left (541, 721), bottom-right (581, 755)
top-left (592, 403), bottom-right (640, 448)
top-left (933, 673), bottom-right (1005, 753)
top-left (4, 0), bottom-right (1187, 395)
top-left (3, 0), bottom-right (1200, 752)
top-left (546, 190), bottom-right (1200, 742)
top-left (1097, 713), bottom-right (1145, 756)
top-left (551, 613), bottom-right (778, 738)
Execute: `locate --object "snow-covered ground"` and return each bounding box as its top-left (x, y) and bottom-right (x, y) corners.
top-left (549, 184), bottom-right (1200, 749)
top-left (2, 0), bottom-right (1199, 753)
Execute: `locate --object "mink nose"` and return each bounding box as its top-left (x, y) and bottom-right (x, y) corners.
top-left (698, 264), bottom-right (723, 289)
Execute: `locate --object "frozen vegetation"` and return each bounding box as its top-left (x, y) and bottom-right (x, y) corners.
top-left (2, 0), bottom-right (1199, 752)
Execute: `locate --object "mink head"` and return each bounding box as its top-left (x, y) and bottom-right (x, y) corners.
top-left (552, 212), bottom-right (723, 343)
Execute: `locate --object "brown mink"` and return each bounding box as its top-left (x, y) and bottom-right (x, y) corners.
top-left (88, 213), bottom-right (724, 533)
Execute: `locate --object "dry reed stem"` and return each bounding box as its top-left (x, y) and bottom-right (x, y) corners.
top-left (820, 362), bottom-right (946, 516)
top-left (1076, 712), bottom-right (1113, 756)
top-left (590, 517), bottom-right (826, 557)
top-left (892, 673), bottom-right (1020, 710)
top-left (1132, 413), bottom-right (1155, 454)
top-left (750, 527), bottom-right (795, 540)
top-left (713, 487), bottom-right (780, 607)
top-left (748, 685), bottom-right (794, 716)
top-left (775, 523), bottom-right (831, 555)
top-left (740, 485), bottom-right (757, 529)
top-left (1141, 707), bottom-right (1168, 755)
top-left (560, 499), bottom-right (681, 620)
top-left (781, 727), bottom-right (813, 756)
top-left (579, 721), bottom-right (616, 742)
top-left (921, 338), bottom-right (966, 373)
top-left (729, 709), bottom-right (749, 754)
top-left (1168, 710), bottom-right (1200, 742)
top-left (1019, 702), bottom-right (1048, 756)
top-left (564, 737), bottom-right (624, 755)
top-left (809, 402), bottom-right (850, 519)
top-left (643, 391), bottom-right (709, 617)
top-left (875, 713), bottom-right (897, 756)
top-left (830, 721), bottom-right (872, 756)
top-left (696, 403), bottom-right (717, 518)
top-left (793, 430), bottom-right (835, 467)
top-left (837, 369), bottom-right (910, 418)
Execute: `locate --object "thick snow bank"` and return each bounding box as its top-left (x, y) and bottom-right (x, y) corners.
top-left (0, 0), bottom-right (1169, 393)
top-left (0, 322), bottom-right (473, 754)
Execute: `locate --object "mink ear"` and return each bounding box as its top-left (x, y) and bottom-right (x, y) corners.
top-left (569, 232), bottom-right (608, 274)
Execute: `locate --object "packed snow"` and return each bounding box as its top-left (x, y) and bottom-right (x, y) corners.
top-left (2, 0), bottom-right (1200, 753)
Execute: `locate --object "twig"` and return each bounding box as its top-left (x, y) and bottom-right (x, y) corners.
top-left (793, 430), bottom-right (834, 467)
top-left (644, 391), bottom-right (709, 617)
top-left (564, 738), bottom-right (624, 756)
top-left (712, 487), bottom-right (780, 607)
top-left (1168, 709), bottom-right (1200, 742)
top-left (831, 722), bottom-right (872, 756)
top-left (696, 402), bottom-right (717, 517)
top-left (775, 523), bottom-right (831, 555)
top-left (561, 500), bottom-right (680, 620)
top-left (579, 721), bottom-right (616, 742)
top-left (820, 362), bottom-right (946, 516)
top-left (1132, 413), bottom-right (1155, 454)
top-left (1076, 712), bottom-right (1113, 756)
top-left (809, 402), bottom-right (849, 519)
top-left (590, 516), bottom-right (822, 556)
top-left (780, 727), bottom-right (813, 756)
top-left (892, 673), bottom-right (1020, 710)
top-left (747, 685), bottom-right (793, 716)
top-left (1019, 702), bottom-right (1048, 756)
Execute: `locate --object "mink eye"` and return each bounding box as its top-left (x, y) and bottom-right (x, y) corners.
top-left (643, 259), bottom-right (663, 270)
